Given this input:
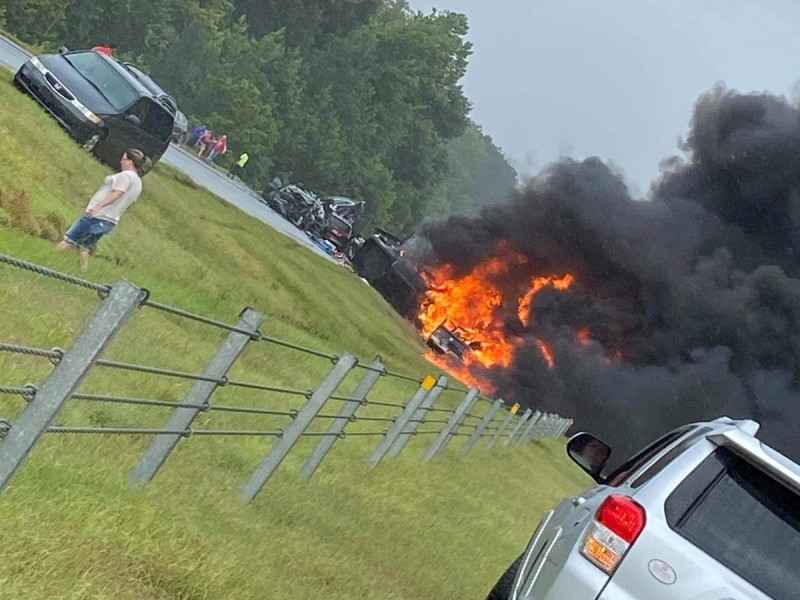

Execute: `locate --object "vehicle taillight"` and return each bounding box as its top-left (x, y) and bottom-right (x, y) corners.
top-left (580, 495), bottom-right (645, 574)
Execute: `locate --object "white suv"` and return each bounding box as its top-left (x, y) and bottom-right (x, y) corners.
top-left (486, 416), bottom-right (800, 599)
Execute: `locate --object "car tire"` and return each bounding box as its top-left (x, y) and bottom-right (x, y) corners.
top-left (486, 554), bottom-right (523, 600)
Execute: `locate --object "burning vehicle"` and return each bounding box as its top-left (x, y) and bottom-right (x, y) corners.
top-left (350, 229), bottom-right (473, 359)
top-left (352, 228), bottom-right (578, 375)
top-left (358, 85), bottom-right (800, 466)
top-left (426, 324), bottom-right (471, 359)
top-left (351, 229), bottom-right (431, 322)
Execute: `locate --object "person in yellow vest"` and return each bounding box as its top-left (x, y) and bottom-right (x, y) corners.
top-left (227, 151), bottom-right (249, 179)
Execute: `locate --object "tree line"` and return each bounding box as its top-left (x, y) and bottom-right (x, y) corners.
top-left (1, 0), bottom-right (517, 232)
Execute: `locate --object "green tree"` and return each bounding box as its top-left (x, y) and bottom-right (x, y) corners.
top-left (3, 0), bottom-right (487, 230)
top-left (232, 0), bottom-right (383, 45)
top-left (2, 0), bottom-right (66, 47)
top-left (433, 122), bottom-right (518, 217)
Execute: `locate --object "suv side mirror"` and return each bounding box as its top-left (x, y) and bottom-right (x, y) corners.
top-left (58, 46), bottom-right (69, 54)
top-left (567, 433), bottom-right (611, 481)
top-left (125, 114), bottom-right (142, 126)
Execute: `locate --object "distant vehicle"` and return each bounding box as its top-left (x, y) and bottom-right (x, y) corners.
top-left (351, 228), bottom-right (406, 283)
top-left (171, 110), bottom-right (188, 144)
top-left (350, 229), bottom-right (428, 319)
top-left (426, 324), bottom-right (471, 360)
top-left (487, 416), bottom-right (800, 600)
top-left (13, 48), bottom-right (175, 168)
top-left (276, 184), bottom-right (325, 230)
top-left (319, 196), bottom-right (365, 252)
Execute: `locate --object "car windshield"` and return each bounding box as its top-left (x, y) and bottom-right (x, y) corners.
top-left (64, 51), bottom-right (138, 110)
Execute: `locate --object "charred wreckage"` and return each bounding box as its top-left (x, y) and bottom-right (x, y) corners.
top-left (350, 229), bottom-right (472, 360)
top-left (259, 181), bottom-right (365, 259)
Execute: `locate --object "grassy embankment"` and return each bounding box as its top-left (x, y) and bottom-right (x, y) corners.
top-left (0, 70), bottom-right (589, 599)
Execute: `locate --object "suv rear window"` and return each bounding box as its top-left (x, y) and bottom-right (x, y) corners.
top-left (665, 447), bottom-right (800, 598)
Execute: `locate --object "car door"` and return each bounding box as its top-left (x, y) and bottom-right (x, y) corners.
top-left (98, 97), bottom-right (172, 166)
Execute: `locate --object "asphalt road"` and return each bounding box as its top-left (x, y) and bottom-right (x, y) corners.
top-left (0, 36), bottom-right (331, 260)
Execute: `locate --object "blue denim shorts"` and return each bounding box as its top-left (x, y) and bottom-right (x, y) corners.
top-left (63, 215), bottom-right (116, 251)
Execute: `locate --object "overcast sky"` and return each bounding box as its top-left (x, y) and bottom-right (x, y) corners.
top-left (408, 0), bottom-right (800, 196)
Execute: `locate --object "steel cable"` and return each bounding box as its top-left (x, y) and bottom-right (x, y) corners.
top-left (0, 254), bottom-right (111, 294)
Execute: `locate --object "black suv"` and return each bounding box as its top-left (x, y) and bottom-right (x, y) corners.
top-left (14, 49), bottom-right (175, 168)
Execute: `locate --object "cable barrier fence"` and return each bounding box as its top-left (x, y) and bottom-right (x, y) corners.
top-left (0, 253), bottom-right (573, 503)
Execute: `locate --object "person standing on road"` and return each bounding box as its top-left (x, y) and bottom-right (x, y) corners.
top-left (227, 151), bottom-right (249, 179)
top-left (56, 149), bottom-right (151, 271)
top-left (205, 134), bottom-right (227, 163)
top-left (196, 129), bottom-right (213, 158)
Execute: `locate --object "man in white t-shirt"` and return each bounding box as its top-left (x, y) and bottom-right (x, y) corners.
top-left (56, 149), bottom-right (150, 271)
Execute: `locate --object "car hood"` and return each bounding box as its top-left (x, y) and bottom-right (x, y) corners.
top-left (38, 53), bottom-right (120, 115)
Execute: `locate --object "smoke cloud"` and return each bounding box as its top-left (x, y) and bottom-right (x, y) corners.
top-left (416, 84), bottom-right (800, 460)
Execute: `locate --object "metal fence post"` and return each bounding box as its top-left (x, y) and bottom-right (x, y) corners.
top-left (128, 307), bottom-right (263, 485)
top-left (241, 352), bottom-right (357, 503)
top-left (386, 375), bottom-right (447, 459)
top-left (542, 415), bottom-right (559, 437)
top-left (526, 413), bottom-right (548, 442)
top-left (487, 406), bottom-right (515, 450)
top-left (366, 375), bottom-right (436, 469)
top-left (544, 417), bottom-right (558, 438)
top-left (461, 398), bottom-right (503, 456)
top-left (0, 279), bottom-right (144, 496)
top-left (299, 358), bottom-right (384, 481)
top-left (422, 387), bottom-right (479, 462)
top-left (505, 408), bottom-right (532, 446)
top-left (517, 410), bottom-right (542, 444)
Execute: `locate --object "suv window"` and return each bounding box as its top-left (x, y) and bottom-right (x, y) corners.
top-left (629, 427), bottom-right (712, 488)
top-left (665, 447), bottom-right (800, 598)
top-left (604, 426), bottom-right (692, 486)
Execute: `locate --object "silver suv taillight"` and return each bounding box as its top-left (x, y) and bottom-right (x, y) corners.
top-left (580, 494), bottom-right (646, 573)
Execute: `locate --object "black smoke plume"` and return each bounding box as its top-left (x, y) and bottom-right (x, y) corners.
top-left (415, 84), bottom-right (800, 460)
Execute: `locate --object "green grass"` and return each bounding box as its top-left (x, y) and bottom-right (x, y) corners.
top-left (0, 71), bottom-right (589, 599)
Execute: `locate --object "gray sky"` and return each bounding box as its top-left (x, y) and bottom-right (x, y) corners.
top-left (408, 0), bottom-right (800, 196)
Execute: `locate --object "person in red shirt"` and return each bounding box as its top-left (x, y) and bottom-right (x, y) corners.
top-left (204, 134), bottom-right (228, 163)
top-left (92, 43), bottom-right (117, 57)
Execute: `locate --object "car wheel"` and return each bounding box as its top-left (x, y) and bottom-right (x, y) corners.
top-left (486, 554), bottom-right (522, 600)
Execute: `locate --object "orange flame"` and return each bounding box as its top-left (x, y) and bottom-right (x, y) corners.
top-left (536, 340), bottom-right (555, 368)
top-left (576, 327), bottom-right (593, 345)
top-left (518, 273), bottom-right (574, 326)
top-left (417, 250), bottom-right (575, 383)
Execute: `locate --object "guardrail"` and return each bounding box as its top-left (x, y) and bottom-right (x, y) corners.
top-left (0, 253), bottom-right (572, 503)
